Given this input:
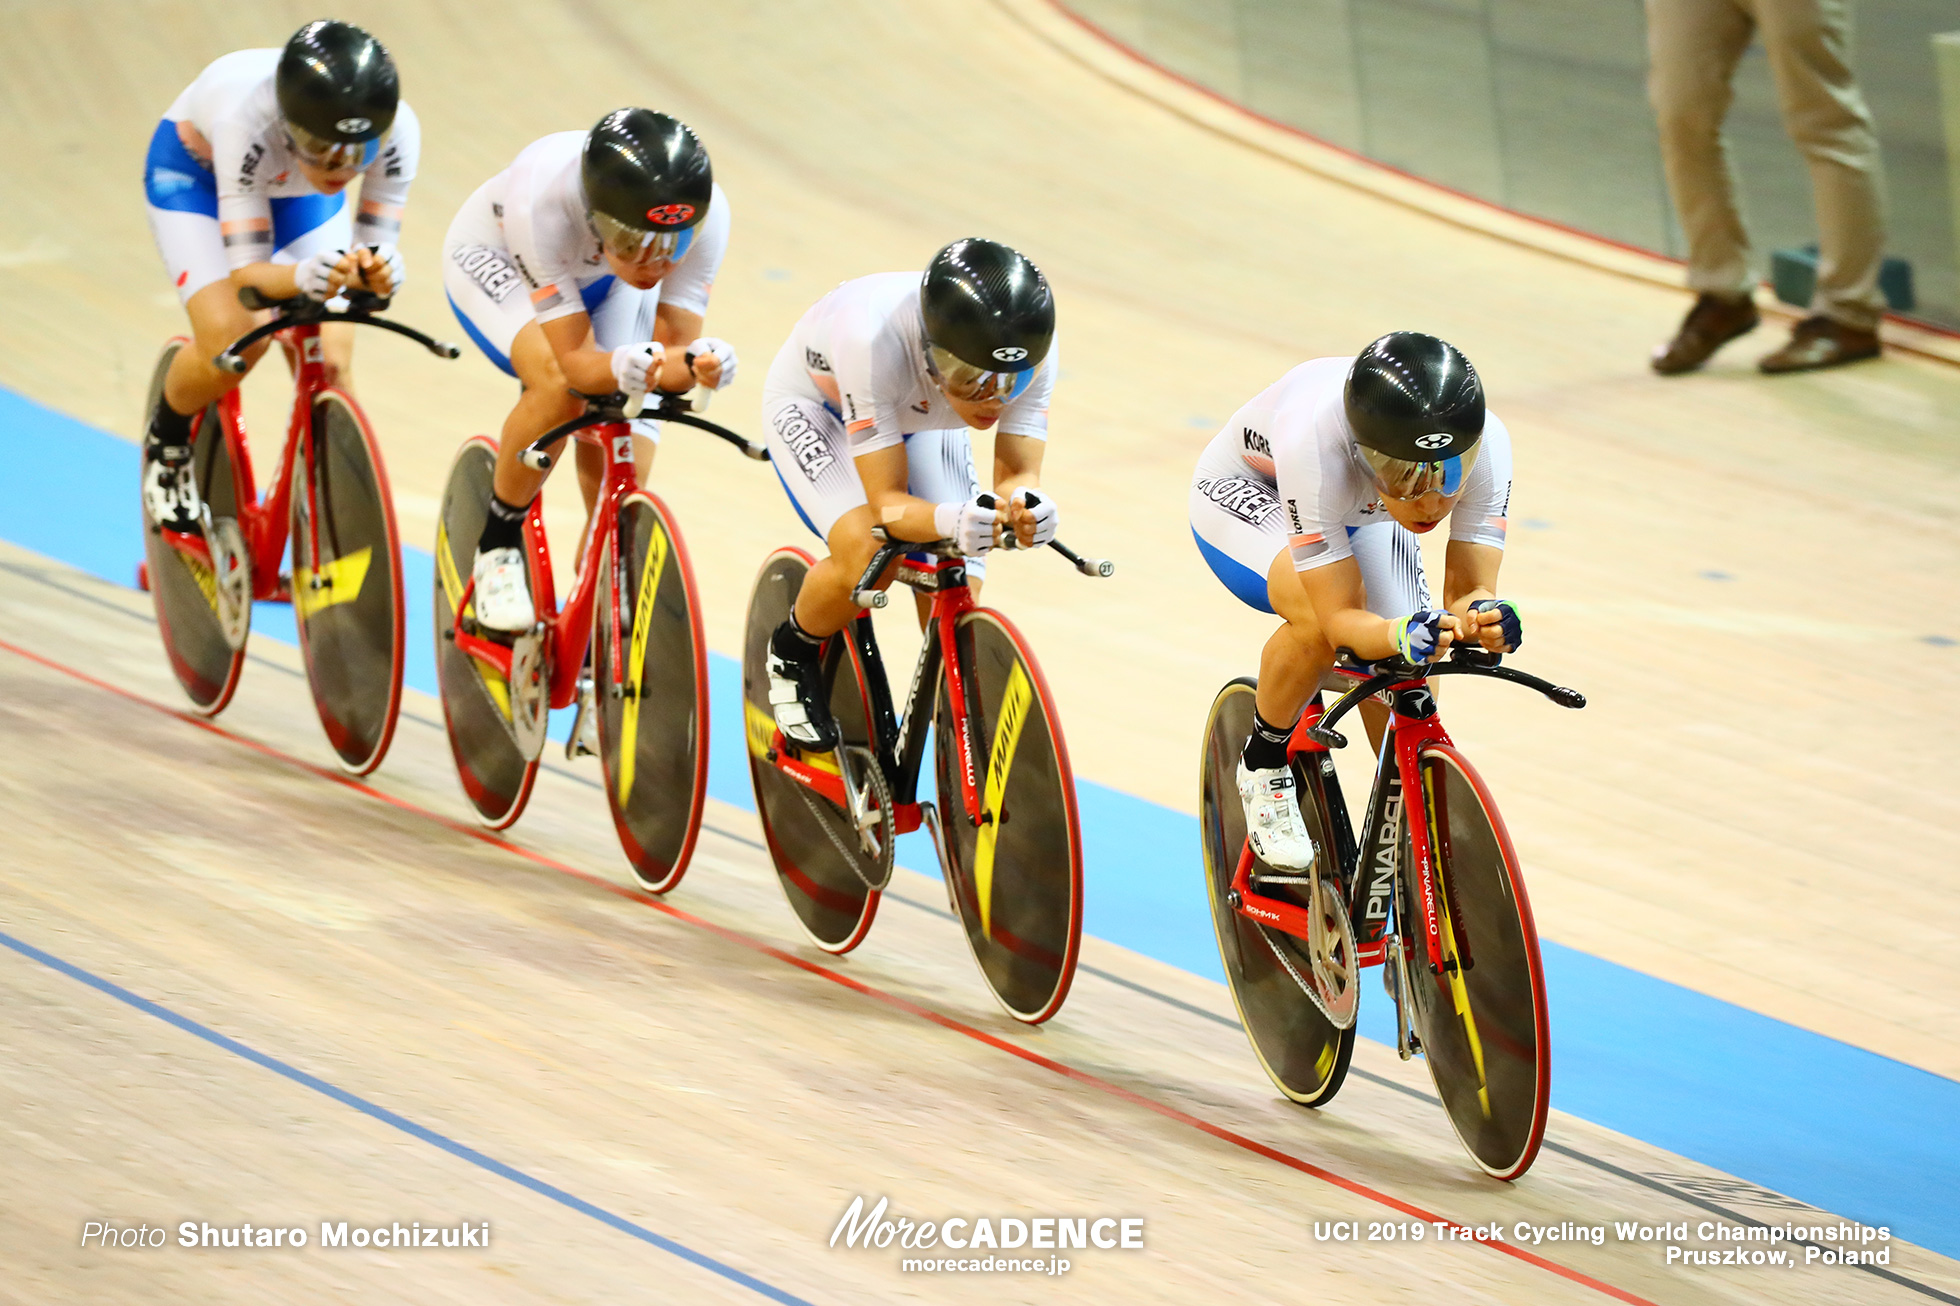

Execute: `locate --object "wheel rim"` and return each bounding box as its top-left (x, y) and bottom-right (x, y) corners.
top-left (933, 609), bottom-right (1081, 1024)
top-left (292, 390), bottom-right (404, 774)
top-left (595, 493), bottom-right (708, 893)
top-left (432, 437), bottom-right (537, 828)
top-left (1401, 743), bottom-right (1549, 1179)
top-left (1199, 679), bottom-right (1355, 1105)
top-left (142, 341), bottom-right (249, 715)
top-left (740, 549), bottom-right (881, 952)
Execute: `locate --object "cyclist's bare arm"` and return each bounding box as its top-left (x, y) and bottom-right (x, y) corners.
top-left (856, 445), bottom-right (942, 543)
top-left (993, 431), bottom-right (1045, 546)
top-left (1300, 557), bottom-right (1458, 662)
top-left (537, 312), bottom-right (620, 394)
top-left (1443, 540), bottom-right (1509, 652)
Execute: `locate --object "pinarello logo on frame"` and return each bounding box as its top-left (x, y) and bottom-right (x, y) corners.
top-left (646, 204), bottom-right (696, 226)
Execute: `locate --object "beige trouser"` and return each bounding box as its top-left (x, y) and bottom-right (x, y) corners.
top-left (1647, 0), bottom-right (1888, 329)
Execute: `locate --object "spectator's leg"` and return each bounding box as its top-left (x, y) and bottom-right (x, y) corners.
top-left (1756, 0), bottom-right (1886, 332)
top-left (1648, 0), bottom-right (1756, 298)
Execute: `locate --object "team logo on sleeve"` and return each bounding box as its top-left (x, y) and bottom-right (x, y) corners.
top-left (646, 203), bottom-right (696, 226)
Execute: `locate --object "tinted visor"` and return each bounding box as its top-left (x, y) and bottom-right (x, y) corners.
top-left (590, 210), bottom-right (695, 266)
top-left (1359, 441), bottom-right (1481, 501)
top-left (925, 345), bottom-right (1038, 405)
top-left (286, 122), bottom-right (380, 172)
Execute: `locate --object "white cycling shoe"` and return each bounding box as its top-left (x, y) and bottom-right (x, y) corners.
top-left (471, 546), bottom-right (536, 632)
top-left (1237, 759), bottom-right (1318, 871)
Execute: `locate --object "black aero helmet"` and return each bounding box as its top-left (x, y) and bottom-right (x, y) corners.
top-left (276, 20), bottom-right (397, 167)
top-left (581, 109), bottom-right (713, 263)
top-left (920, 238), bottom-right (1054, 403)
top-left (1344, 332), bottom-right (1486, 499)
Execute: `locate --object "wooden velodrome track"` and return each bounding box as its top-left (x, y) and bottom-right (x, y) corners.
top-left (2, 0), bottom-right (1958, 1301)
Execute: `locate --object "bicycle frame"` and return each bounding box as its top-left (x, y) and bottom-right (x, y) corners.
top-left (447, 421), bottom-right (638, 713)
top-left (1227, 653), bottom-right (1583, 987)
top-left (763, 552), bottom-right (998, 844)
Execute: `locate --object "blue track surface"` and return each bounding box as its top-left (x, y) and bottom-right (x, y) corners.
top-left (6, 385), bottom-right (1955, 1256)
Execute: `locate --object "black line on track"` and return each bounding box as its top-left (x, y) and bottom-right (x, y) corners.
top-left (10, 556), bottom-right (1955, 1301)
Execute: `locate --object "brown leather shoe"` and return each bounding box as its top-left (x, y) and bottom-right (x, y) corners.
top-left (1757, 315), bottom-right (1881, 373)
top-left (1651, 294), bottom-right (1761, 375)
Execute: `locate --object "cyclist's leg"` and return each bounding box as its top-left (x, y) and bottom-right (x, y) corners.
top-left (1191, 448), bottom-right (1329, 868)
top-left (762, 394), bottom-right (880, 748)
top-left (903, 428), bottom-right (986, 621)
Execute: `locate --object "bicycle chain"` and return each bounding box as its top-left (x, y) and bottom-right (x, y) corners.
top-left (794, 783), bottom-right (891, 893)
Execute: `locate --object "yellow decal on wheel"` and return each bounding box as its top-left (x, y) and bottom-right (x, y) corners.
top-left (1428, 765), bottom-right (1491, 1119)
top-left (972, 661), bottom-right (1033, 938)
top-left (292, 546), bottom-right (371, 618)
top-left (615, 520), bottom-right (670, 803)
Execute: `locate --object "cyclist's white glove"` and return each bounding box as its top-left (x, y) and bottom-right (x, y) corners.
top-left (293, 249), bottom-right (345, 301)
top-left (611, 341), bottom-right (665, 397)
top-left (934, 496), bottom-right (998, 557)
top-left (362, 242), bottom-right (405, 296)
top-left (684, 337), bottom-right (738, 389)
top-left (1011, 487), bottom-right (1058, 547)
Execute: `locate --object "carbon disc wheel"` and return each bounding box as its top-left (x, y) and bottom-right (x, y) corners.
top-left (1398, 742), bottom-right (1549, 1180)
top-left (141, 340), bottom-right (249, 716)
top-left (740, 548), bottom-right (883, 953)
top-left (290, 388), bottom-right (404, 774)
top-left (1199, 678), bottom-right (1355, 1105)
top-left (594, 490), bottom-right (709, 893)
top-left (932, 607), bottom-right (1082, 1025)
top-left (433, 436), bottom-right (539, 829)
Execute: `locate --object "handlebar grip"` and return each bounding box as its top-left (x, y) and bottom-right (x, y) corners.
top-left (622, 389), bottom-right (647, 420)
top-left (520, 449), bottom-right (553, 471)
top-left (853, 589), bottom-right (889, 610)
top-left (1551, 687), bottom-right (1587, 709)
top-left (1305, 725), bottom-right (1347, 749)
top-left (214, 352), bottom-right (249, 375)
top-left (435, 342), bottom-right (462, 359)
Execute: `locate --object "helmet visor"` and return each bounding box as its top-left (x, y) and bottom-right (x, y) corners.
top-left (925, 345), bottom-right (1038, 405)
top-left (590, 210), bottom-right (695, 266)
top-left (287, 122), bottom-right (379, 173)
top-left (1359, 441), bottom-right (1481, 502)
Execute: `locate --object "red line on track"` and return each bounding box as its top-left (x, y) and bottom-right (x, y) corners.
top-left (1, 636), bottom-right (1656, 1306)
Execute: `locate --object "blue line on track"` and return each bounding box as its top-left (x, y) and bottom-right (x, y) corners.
top-left (9, 384), bottom-right (1960, 1259)
top-left (0, 927), bottom-right (813, 1304)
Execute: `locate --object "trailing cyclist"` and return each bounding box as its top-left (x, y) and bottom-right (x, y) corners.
top-left (142, 19), bottom-right (418, 541)
top-left (1188, 332), bottom-right (1524, 870)
top-left (761, 238), bottom-right (1061, 751)
top-left (441, 108), bottom-right (737, 633)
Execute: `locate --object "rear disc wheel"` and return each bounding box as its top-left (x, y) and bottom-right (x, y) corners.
top-left (141, 340), bottom-right (249, 715)
top-left (741, 549), bottom-right (883, 952)
top-left (433, 436), bottom-right (539, 829)
top-left (1199, 678), bottom-right (1355, 1105)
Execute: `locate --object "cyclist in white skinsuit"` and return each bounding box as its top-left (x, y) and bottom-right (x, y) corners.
top-left (142, 21), bottom-right (418, 537)
top-left (1189, 333), bottom-right (1522, 870)
top-left (762, 240), bottom-right (1062, 751)
top-left (441, 110), bottom-right (737, 631)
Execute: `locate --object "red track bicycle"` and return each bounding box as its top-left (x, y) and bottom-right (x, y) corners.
top-left (742, 507), bottom-right (1111, 1023)
top-left (1199, 647), bottom-right (1585, 1179)
top-left (434, 389), bottom-right (764, 891)
top-left (138, 287), bottom-right (457, 773)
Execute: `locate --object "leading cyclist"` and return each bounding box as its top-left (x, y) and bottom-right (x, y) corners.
top-left (442, 108), bottom-right (736, 632)
top-left (142, 20), bottom-right (418, 539)
top-left (1189, 332), bottom-right (1523, 870)
top-left (761, 238), bottom-right (1060, 751)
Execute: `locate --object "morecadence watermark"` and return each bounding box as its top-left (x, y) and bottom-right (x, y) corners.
top-left (830, 1196), bottom-right (1144, 1275)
